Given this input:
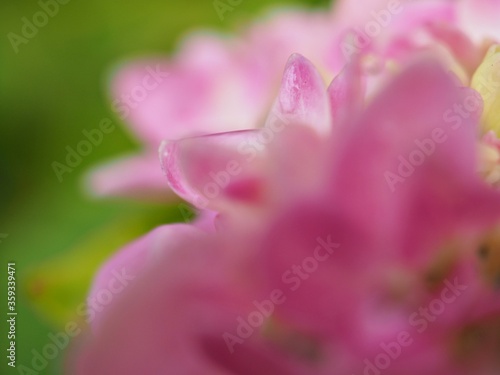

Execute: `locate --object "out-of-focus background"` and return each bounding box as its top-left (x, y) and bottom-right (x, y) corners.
top-left (0, 0), bottom-right (330, 373)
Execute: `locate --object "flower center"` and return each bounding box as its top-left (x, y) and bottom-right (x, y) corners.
top-left (423, 245), bottom-right (458, 291)
top-left (453, 315), bottom-right (500, 370)
top-left (262, 318), bottom-right (323, 363)
top-left (477, 232), bottom-right (500, 288)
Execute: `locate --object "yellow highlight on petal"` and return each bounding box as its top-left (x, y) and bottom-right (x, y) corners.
top-left (471, 44), bottom-right (500, 135)
top-left (478, 142), bottom-right (500, 186)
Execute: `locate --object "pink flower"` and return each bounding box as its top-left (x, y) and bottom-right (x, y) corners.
top-left (86, 0), bottom-right (500, 201)
top-left (85, 9), bottom-right (336, 200)
top-left (73, 54), bottom-right (500, 374)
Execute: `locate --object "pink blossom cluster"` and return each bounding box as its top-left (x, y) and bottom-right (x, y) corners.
top-left (75, 0), bottom-right (500, 374)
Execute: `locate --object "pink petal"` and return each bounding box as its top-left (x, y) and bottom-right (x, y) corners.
top-left (327, 58), bottom-right (480, 239)
top-left (110, 35), bottom-right (270, 146)
top-left (87, 224), bottom-right (202, 333)
top-left (260, 202), bottom-right (375, 339)
top-left (266, 125), bottom-right (327, 205)
top-left (268, 54), bottom-right (331, 135)
top-left (458, 0), bottom-right (500, 42)
top-left (327, 60), bottom-right (365, 129)
top-left (160, 131), bottom-right (269, 210)
top-left (424, 22), bottom-right (483, 75)
top-left (325, 57), bottom-right (500, 279)
top-left (85, 153), bottom-right (174, 201)
top-left (75, 231), bottom-right (311, 375)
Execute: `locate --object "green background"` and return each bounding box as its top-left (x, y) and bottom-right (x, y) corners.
top-left (0, 0), bottom-right (329, 373)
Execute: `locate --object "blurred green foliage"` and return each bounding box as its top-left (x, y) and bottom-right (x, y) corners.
top-left (0, 0), bottom-right (330, 373)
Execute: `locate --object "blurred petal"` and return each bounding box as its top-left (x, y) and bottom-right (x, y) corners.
top-left (328, 58), bottom-right (484, 246)
top-left (85, 154), bottom-right (174, 201)
top-left (327, 60), bottom-right (365, 128)
top-left (458, 0), bottom-right (500, 42)
top-left (88, 224), bottom-right (202, 332)
top-left (111, 34), bottom-right (269, 145)
top-left (260, 202), bottom-right (372, 338)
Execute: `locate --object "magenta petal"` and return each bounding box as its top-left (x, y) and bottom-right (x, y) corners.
top-left (269, 54), bottom-right (330, 135)
top-left (75, 236), bottom-right (227, 374)
top-left (260, 202), bottom-right (374, 339)
top-left (325, 57), bottom-right (500, 272)
top-left (75, 225), bottom-right (319, 375)
top-left (327, 59), bottom-right (478, 236)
